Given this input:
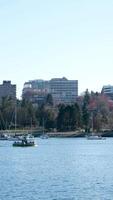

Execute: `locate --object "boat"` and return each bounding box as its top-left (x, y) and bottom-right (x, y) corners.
top-left (0, 104), bottom-right (18, 141)
top-left (13, 134), bottom-right (35, 147)
top-left (86, 134), bottom-right (106, 140)
top-left (8, 135), bottom-right (20, 141)
top-left (40, 133), bottom-right (49, 139)
top-left (40, 118), bottom-right (49, 139)
top-left (0, 133), bottom-right (9, 140)
top-left (86, 111), bottom-right (106, 140)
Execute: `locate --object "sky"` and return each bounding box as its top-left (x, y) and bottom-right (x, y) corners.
top-left (0, 0), bottom-right (113, 98)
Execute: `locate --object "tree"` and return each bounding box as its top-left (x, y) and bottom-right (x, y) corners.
top-left (73, 103), bottom-right (82, 129)
top-left (45, 94), bottom-right (53, 106)
top-left (0, 96), bottom-right (15, 130)
top-left (44, 108), bottom-right (56, 131)
top-left (82, 90), bottom-right (90, 132)
top-left (17, 99), bottom-right (37, 128)
top-left (36, 104), bottom-right (56, 131)
top-left (57, 103), bottom-right (81, 132)
top-left (57, 104), bottom-right (66, 131)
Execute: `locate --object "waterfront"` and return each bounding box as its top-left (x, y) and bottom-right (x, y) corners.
top-left (0, 138), bottom-right (113, 200)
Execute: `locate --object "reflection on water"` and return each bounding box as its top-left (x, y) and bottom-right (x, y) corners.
top-left (0, 138), bottom-right (113, 200)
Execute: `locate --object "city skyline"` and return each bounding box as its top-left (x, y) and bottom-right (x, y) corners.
top-left (0, 77), bottom-right (113, 100)
top-left (0, 0), bottom-right (113, 98)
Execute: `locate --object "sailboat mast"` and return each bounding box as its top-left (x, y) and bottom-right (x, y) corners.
top-left (43, 118), bottom-right (44, 135)
top-left (30, 118), bottom-right (32, 133)
top-left (92, 112), bottom-right (94, 133)
top-left (15, 101), bottom-right (17, 132)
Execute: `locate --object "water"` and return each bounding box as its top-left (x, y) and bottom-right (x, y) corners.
top-left (0, 138), bottom-right (113, 200)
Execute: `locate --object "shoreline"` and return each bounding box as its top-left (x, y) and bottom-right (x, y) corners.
top-left (0, 130), bottom-right (113, 137)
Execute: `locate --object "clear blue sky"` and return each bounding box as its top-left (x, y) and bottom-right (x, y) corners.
top-left (0, 0), bottom-right (113, 98)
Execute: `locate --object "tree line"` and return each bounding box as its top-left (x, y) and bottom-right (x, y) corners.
top-left (0, 91), bottom-right (113, 132)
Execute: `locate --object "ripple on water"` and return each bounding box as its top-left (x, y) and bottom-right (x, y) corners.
top-left (0, 138), bottom-right (113, 200)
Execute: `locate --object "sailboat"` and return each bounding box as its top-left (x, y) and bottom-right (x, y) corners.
top-left (8, 104), bottom-right (20, 141)
top-left (86, 113), bottom-right (106, 140)
top-left (0, 104), bottom-right (17, 141)
top-left (86, 134), bottom-right (104, 140)
top-left (40, 118), bottom-right (49, 139)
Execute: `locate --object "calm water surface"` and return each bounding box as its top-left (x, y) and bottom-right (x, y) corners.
top-left (0, 138), bottom-right (113, 200)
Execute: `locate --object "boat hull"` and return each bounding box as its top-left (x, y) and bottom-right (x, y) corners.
top-left (86, 135), bottom-right (106, 140)
top-left (13, 142), bottom-right (35, 147)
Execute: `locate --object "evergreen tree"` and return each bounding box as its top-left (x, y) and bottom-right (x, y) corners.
top-left (45, 94), bottom-right (53, 106)
top-left (82, 90), bottom-right (90, 132)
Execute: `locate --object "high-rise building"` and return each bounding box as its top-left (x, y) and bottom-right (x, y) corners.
top-left (101, 85), bottom-right (113, 99)
top-left (22, 77), bottom-right (78, 105)
top-left (22, 80), bottom-right (50, 106)
top-left (50, 77), bottom-right (78, 105)
top-left (0, 81), bottom-right (16, 100)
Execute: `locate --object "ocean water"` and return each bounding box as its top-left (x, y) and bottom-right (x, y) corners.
top-left (0, 138), bottom-right (113, 200)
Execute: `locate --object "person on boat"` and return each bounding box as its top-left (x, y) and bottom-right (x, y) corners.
top-left (22, 136), bottom-right (28, 144)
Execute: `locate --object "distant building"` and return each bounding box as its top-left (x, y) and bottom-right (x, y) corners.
top-left (101, 85), bottom-right (113, 99)
top-left (0, 81), bottom-right (16, 100)
top-left (50, 77), bottom-right (78, 105)
top-left (22, 80), bottom-right (50, 106)
top-left (22, 77), bottom-right (78, 106)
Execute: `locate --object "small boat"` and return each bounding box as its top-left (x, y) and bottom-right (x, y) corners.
top-left (0, 133), bottom-right (9, 140)
top-left (40, 134), bottom-right (49, 139)
top-left (86, 113), bottom-right (106, 140)
top-left (40, 118), bottom-right (49, 139)
top-left (13, 134), bottom-right (35, 147)
top-left (86, 134), bottom-right (106, 140)
top-left (8, 135), bottom-right (20, 141)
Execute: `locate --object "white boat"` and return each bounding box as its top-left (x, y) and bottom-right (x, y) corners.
top-left (86, 134), bottom-right (106, 140)
top-left (0, 133), bottom-right (9, 140)
top-left (40, 134), bottom-right (49, 139)
top-left (0, 105), bottom-right (17, 140)
top-left (40, 118), bottom-right (49, 139)
top-left (86, 112), bottom-right (106, 140)
top-left (7, 135), bottom-right (20, 141)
